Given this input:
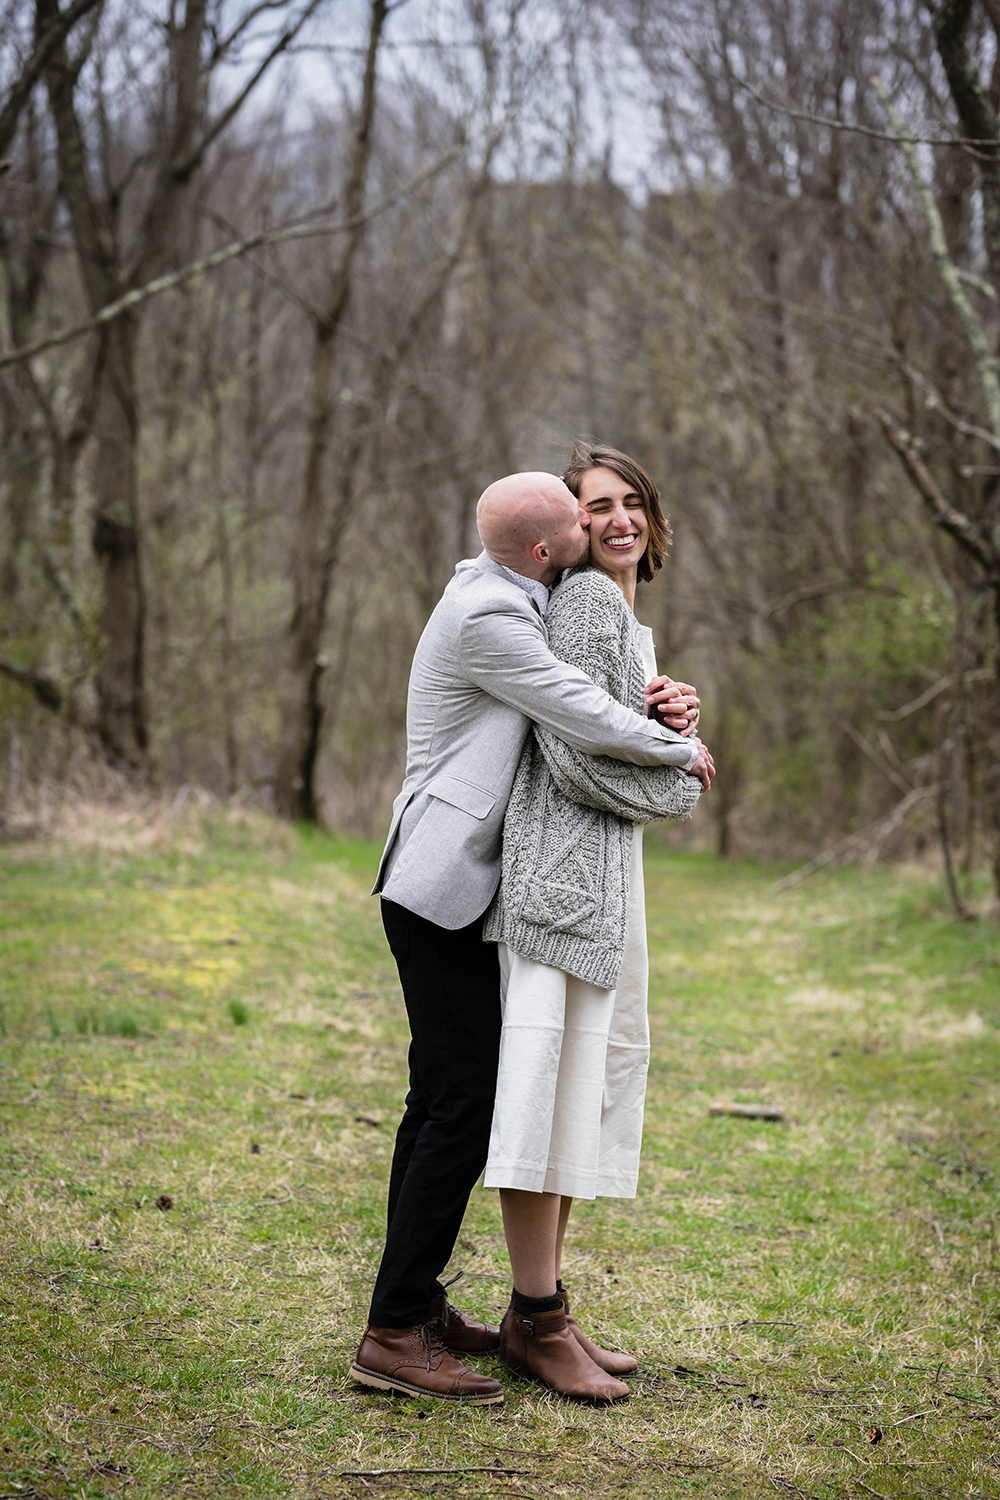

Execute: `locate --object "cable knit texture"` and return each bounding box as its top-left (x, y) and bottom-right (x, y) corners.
top-left (483, 567), bottom-right (701, 989)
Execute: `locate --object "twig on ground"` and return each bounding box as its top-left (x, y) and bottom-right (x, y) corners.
top-left (853, 1481), bottom-right (890, 1500)
top-left (477, 1442), bottom-right (557, 1462)
top-left (339, 1467), bottom-right (526, 1478)
top-left (770, 1477), bottom-right (822, 1499)
top-left (684, 1319), bottom-right (805, 1332)
top-left (67, 1419), bottom-right (174, 1452)
top-left (608, 1436), bottom-right (725, 1477)
top-left (709, 1102), bottom-right (786, 1121)
top-left (251, 1183), bottom-right (296, 1206)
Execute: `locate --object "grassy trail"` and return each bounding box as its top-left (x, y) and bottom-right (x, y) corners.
top-left (1, 810), bottom-right (998, 1499)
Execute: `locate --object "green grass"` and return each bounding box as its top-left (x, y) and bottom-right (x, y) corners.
top-left (0, 807), bottom-right (998, 1499)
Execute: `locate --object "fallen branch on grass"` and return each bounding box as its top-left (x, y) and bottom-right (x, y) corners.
top-left (769, 785), bottom-right (937, 891)
top-left (852, 1478), bottom-right (890, 1500)
top-left (684, 1319), bottom-right (806, 1332)
top-left (68, 1418), bottom-right (174, 1452)
top-left (339, 1466), bottom-right (526, 1478)
top-left (709, 1102), bottom-right (785, 1121)
top-left (770, 1476), bottom-right (823, 1499)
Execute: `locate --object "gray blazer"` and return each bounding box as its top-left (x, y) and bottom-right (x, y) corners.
top-left (374, 552), bottom-right (697, 930)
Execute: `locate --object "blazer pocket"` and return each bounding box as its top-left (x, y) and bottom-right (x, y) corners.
top-left (426, 773), bottom-right (498, 820)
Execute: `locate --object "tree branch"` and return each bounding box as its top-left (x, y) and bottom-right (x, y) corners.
top-left (875, 77), bottom-right (1000, 441)
top-left (213, 0), bottom-right (292, 63)
top-left (895, 357), bottom-right (1000, 450)
top-left (315, 0), bottom-right (387, 334)
top-left (843, 721), bottom-right (914, 796)
top-left (878, 414), bottom-right (996, 574)
top-left (0, 145), bottom-right (466, 370)
top-left (770, 785), bottom-right (938, 890)
top-left (0, 657), bottom-right (64, 714)
top-left (932, 0), bottom-right (1000, 291)
top-left (37, 0), bottom-right (117, 311)
top-left (875, 675), bottom-right (953, 721)
top-left (175, 0), bottom-right (328, 182)
top-left (756, 579), bottom-right (860, 625)
top-left (0, 0), bottom-right (102, 161)
top-left (932, 0), bottom-right (1000, 156)
top-left (721, 53), bottom-right (1000, 153)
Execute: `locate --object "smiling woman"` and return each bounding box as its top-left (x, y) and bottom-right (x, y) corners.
top-left (563, 442), bottom-right (673, 611)
top-left (581, 465), bottom-right (649, 600)
top-left (481, 440), bottom-right (712, 1405)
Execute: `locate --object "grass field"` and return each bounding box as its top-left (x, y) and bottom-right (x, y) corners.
top-left (1, 802), bottom-right (998, 1499)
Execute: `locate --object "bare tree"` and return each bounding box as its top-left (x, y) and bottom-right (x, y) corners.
top-left (273, 0), bottom-right (389, 821)
top-left (586, 0), bottom-right (997, 886)
top-left (35, 0), bottom-right (327, 769)
top-left (871, 0), bottom-right (1000, 903)
top-left (0, 0), bottom-right (101, 160)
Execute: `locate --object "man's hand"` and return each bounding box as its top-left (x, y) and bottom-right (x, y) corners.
top-left (645, 675), bottom-right (701, 736)
top-left (687, 743), bottom-right (715, 792)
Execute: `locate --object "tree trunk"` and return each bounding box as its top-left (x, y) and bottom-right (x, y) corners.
top-left (91, 312), bottom-right (147, 766)
top-left (39, 0), bottom-right (148, 765)
top-left (37, 0), bottom-right (329, 776)
top-left (932, 0), bottom-right (1000, 293)
top-left (274, 0), bottom-right (388, 821)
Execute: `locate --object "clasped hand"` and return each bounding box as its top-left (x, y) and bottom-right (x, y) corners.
top-left (645, 675), bottom-right (700, 733)
top-left (644, 675), bottom-right (715, 791)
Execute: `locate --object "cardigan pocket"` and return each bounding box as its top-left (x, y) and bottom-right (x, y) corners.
top-left (515, 795), bottom-right (628, 939)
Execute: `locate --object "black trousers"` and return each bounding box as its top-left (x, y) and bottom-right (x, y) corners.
top-left (367, 898), bottom-right (502, 1329)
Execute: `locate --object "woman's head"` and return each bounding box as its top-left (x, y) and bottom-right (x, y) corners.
top-left (561, 442), bottom-right (671, 585)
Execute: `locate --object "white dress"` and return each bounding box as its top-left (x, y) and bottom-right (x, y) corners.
top-left (482, 625), bottom-right (658, 1200)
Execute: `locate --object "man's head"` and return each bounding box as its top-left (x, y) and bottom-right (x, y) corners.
top-left (476, 472), bottom-right (589, 584)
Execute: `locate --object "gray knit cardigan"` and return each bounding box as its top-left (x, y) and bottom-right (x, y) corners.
top-left (483, 566), bottom-right (702, 989)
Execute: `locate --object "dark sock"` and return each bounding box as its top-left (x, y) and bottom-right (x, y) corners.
top-left (556, 1279), bottom-right (566, 1294)
top-left (512, 1288), bottom-right (562, 1315)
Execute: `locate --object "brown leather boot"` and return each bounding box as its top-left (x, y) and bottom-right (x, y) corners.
top-left (351, 1322), bottom-right (503, 1404)
top-left (429, 1292), bottom-right (500, 1354)
top-left (498, 1300), bottom-right (629, 1404)
top-left (560, 1288), bottom-right (638, 1376)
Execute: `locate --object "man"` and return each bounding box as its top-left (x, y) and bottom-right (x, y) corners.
top-left (350, 472), bottom-right (713, 1404)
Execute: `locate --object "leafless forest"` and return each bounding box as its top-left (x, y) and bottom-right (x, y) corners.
top-left (2, 0), bottom-right (999, 905)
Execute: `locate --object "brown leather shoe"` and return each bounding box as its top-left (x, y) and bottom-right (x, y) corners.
top-left (429, 1292), bottom-right (500, 1355)
top-left (560, 1288), bottom-right (638, 1376)
top-left (351, 1323), bottom-right (504, 1404)
top-left (499, 1300), bottom-right (629, 1404)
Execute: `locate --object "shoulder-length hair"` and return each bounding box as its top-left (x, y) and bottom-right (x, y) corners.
top-left (561, 441), bottom-right (671, 584)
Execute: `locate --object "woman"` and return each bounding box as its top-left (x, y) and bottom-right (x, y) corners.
top-left (482, 442), bottom-right (712, 1403)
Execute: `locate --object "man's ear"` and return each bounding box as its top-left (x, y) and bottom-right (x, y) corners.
top-left (530, 540), bottom-right (550, 565)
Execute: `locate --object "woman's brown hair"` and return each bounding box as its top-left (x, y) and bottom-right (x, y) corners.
top-left (561, 441), bottom-right (671, 584)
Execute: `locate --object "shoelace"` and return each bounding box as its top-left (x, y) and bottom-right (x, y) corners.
top-left (438, 1270), bottom-right (465, 1333)
top-left (419, 1320), bottom-right (447, 1371)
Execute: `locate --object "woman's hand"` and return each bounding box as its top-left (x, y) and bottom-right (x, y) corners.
top-left (687, 743), bottom-right (715, 791)
top-left (645, 675), bottom-right (701, 735)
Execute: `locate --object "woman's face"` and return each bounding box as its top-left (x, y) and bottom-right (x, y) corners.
top-left (577, 466), bottom-right (649, 582)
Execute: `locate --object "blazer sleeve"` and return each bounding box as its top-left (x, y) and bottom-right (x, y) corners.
top-left (458, 594), bottom-right (698, 769)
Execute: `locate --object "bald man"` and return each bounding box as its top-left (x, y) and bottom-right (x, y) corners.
top-left (351, 473), bottom-right (707, 1405)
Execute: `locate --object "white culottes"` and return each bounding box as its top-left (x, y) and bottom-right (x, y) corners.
top-left (482, 831), bottom-right (650, 1200)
